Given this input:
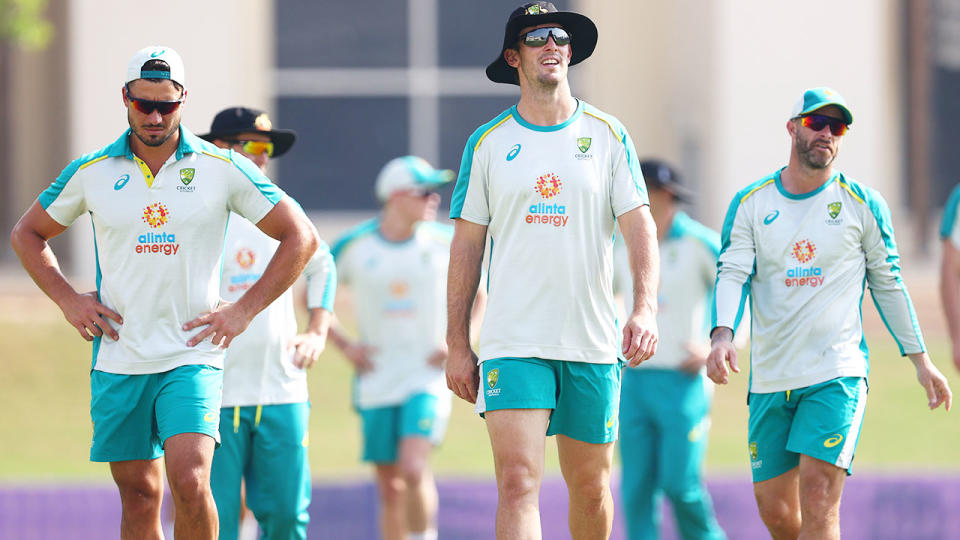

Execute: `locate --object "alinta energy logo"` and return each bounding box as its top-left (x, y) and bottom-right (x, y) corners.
top-left (228, 248), bottom-right (261, 293)
top-left (784, 238), bottom-right (823, 287)
top-left (525, 173), bottom-right (569, 227)
top-left (136, 202), bottom-right (180, 255)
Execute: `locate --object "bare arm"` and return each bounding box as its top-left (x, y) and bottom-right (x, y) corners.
top-left (617, 206), bottom-right (659, 366)
top-left (10, 201), bottom-right (122, 341)
top-left (941, 239), bottom-right (960, 372)
top-left (288, 307), bottom-right (332, 369)
top-left (445, 219), bottom-right (487, 403)
top-left (327, 318), bottom-right (375, 374)
top-left (184, 198), bottom-right (319, 347)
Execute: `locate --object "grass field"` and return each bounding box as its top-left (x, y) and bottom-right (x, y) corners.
top-left (1, 281), bottom-right (958, 484)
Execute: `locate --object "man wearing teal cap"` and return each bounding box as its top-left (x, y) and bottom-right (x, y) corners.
top-left (708, 86), bottom-right (952, 538)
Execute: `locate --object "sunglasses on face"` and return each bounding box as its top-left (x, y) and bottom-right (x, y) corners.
top-left (405, 189), bottom-right (437, 199)
top-left (519, 27), bottom-right (571, 47)
top-left (125, 90), bottom-right (184, 115)
top-left (230, 140), bottom-right (275, 157)
top-left (799, 114), bottom-right (849, 137)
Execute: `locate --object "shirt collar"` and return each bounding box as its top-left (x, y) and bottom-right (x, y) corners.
top-left (106, 125), bottom-right (203, 161)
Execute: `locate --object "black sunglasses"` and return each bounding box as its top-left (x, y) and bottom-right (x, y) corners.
top-left (798, 114), bottom-right (849, 137)
top-left (125, 88), bottom-right (184, 115)
top-left (519, 27), bottom-right (571, 47)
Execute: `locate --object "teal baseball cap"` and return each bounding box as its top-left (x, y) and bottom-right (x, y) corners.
top-left (375, 156), bottom-right (454, 202)
top-left (790, 87), bottom-right (853, 125)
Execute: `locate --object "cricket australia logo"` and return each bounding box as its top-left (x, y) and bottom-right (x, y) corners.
top-left (575, 136), bottom-right (593, 160)
top-left (178, 168), bottom-right (196, 192)
top-left (826, 201), bottom-right (843, 225)
top-left (749, 441), bottom-right (762, 469)
top-left (486, 368), bottom-right (501, 397)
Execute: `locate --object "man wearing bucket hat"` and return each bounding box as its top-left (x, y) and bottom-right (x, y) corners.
top-left (10, 46), bottom-right (320, 539)
top-left (329, 156), bottom-right (483, 540)
top-left (200, 108), bottom-right (336, 540)
top-left (614, 160), bottom-right (727, 540)
top-left (708, 87), bottom-right (952, 538)
top-left (446, 2), bottom-right (660, 537)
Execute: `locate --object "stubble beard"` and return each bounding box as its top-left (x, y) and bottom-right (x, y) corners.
top-left (128, 112), bottom-right (178, 148)
top-left (796, 133), bottom-right (836, 170)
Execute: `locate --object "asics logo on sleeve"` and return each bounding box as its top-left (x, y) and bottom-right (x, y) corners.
top-left (763, 210), bottom-right (780, 225)
top-left (506, 144), bottom-right (521, 161)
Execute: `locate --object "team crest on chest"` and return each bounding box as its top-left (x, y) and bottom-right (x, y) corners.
top-left (826, 201), bottom-right (843, 225)
top-left (178, 168), bottom-right (196, 192)
top-left (575, 136), bottom-right (593, 160)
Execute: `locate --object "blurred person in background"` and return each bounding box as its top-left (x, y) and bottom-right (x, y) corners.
top-left (9, 47), bottom-right (319, 539)
top-left (328, 156), bottom-right (481, 540)
top-left (201, 107), bottom-right (336, 540)
top-left (938, 185), bottom-right (960, 373)
top-left (445, 2), bottom-right (659, 538)
top-left (708, 87), bottom-right (952, 539)
top-left (613, 160), bottom-right (726, 540)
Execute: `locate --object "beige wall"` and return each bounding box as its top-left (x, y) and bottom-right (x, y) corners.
top-left (579, 0), bottom-right (905, 234)
top-left (64, 0), bottom-right (275, 282)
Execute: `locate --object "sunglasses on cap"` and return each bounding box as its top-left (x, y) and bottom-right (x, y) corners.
top-left (125, 89), bottom-right (184, 116)
top-left (519, 27), bottom-right (571, 47)
top-left (229, 140), bottom-right (275, 157)
top-left (798, 114), bottom-right (849, 137)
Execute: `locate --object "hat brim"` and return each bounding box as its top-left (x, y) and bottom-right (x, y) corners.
top-left (799, 103), bottom-right (854, 125)
top-left (486, 11), bottom-right (598, 85)
top-left (416, 169), bottom-right (456, 189)
top-left (198, 128), bottom-right (297, 157)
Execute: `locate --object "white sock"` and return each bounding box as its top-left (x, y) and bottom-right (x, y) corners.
top-left (409, 529), bottom-right (438, 540)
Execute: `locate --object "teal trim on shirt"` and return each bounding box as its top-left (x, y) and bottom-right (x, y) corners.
top-left (330, 218), bottom-right (379, 259)
top-left (668, 211), bottom-right (721, 257)
top-left (845, 178), bottom-right (926, 355)
top-left (91, 216), bottom-right (103, 370)
top-left (712, 187), bottom-right (754, 334)
top-left (39, 145), bottom-right (114, 209)
top-left (450, 108), bottom-right (514, 219)
top-left (510, 100), bottom-right (584, 132)
top-left (774, 169), bottom-right (839, 200)
top-left (941, 184), bottom-right (960, 238)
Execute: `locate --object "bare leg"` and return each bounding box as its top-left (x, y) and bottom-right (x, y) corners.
top-left (164, 433), bottom-right (218, 540)
top-left (485, 408), bottom-right (551, 540)
top-left (398, 436), bottom-right (438, 536)
top-left (556, 435), bottom-right (615, 540)
top-left (110, 458), bottom-right (165, 540)
top-left (797, 455), bottom-right (845, 540)
top-left (375, 463), bottom-right (407, 540)
top-left (753, 467), bottom-right (801, 540)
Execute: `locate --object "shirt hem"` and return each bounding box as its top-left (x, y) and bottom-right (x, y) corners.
top-left (749, 367), bottom-right (867, 394)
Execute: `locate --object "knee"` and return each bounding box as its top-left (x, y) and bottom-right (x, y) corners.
top-left (755, 496), bottom-right (799, 533)
top-left (378, 474), bottom-right (407, 507)
top-left (168, 466), bottom-right (210, 504)
top-left (497, 462), bottom-right (541, 502)
top-left (568, 473), bottom-right (610, 512)
top-left (399, 456), bottom-right (428, 487)
top-left (116, 477), bottom-right (163, 515)
top-left (799, 475), bottom-right (841, 521)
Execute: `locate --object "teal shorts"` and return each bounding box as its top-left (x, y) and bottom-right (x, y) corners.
top-left (747, 376), bottom-right (867, 482)
top-left (90, 365), bottom-right (223, 462)
top-left (358, 393), bottom-right (449, 464)
top-left (478, 357), bottom-right (622, 444)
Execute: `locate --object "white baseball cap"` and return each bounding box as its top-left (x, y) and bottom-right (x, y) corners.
top-left (125, 46), bottom-right (185, 87)
top-left (375, 156), bottom-right (455, 202)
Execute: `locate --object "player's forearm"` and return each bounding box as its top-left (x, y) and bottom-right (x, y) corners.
top-left (621, 207), bottom-right (659, 317)
top-left (235, 226), bottom-right (319, 319)
top-left (447, 232), bottom-right (484, 350)
top-left (11, 224), bottom-right (79, 309)
top-left (304, 307), bottom-right (331, 336)
top-left (327, 324), bottom-right (354, 351)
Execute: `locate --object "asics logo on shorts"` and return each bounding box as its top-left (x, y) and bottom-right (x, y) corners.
top-left (823, 434), bottom-right (843, 448)
top-left (203, 412), bottom-right (216, 423)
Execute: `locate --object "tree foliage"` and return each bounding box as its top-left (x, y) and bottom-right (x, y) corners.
top-left (0, 0), bottom-right (54, 50)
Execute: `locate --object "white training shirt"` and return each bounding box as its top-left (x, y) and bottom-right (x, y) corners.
top-left (713, 169), bottom-right (925, 393)
top-left (450, 100), bottom-right (648, 364)
top-left (40, 127), bottom-right (282, 374)
top-left (331, 220), bottom-right (452, 409)
top-left (219, 215), bottom-right (336, 407)
top-left (614, 211), bottom-right (720, 370)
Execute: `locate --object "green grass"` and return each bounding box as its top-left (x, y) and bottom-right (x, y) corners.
top-left (1, 298), bottom-right (957, 484)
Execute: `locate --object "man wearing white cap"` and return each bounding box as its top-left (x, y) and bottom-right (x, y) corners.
top-left (708, 86), bottom-right (952, 539)
top-left (10, 46), bottom-right (320, 539)
top-left (328, 156), bottom-right (483, 540)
